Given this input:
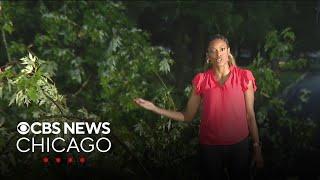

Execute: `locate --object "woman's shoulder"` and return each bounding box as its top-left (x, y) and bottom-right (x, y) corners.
top-left (193, 69), bottom-right (212, 79)
top-left (233, 66), bottom-right (255, 77)
top-left (234, 66), bottom-right (257, 91)
top-left (192, 69), bottom-right (213, 86)
top-left (192, 69), bottom-right (215, 95)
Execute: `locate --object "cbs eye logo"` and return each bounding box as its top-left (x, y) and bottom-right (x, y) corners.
top-left (17, 122), bottom-right (30, 135)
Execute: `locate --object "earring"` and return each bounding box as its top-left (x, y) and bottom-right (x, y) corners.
top-left (206, 53), bottom-right (210, 64)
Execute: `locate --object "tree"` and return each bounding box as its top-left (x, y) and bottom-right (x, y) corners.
top-left (0, 1), bottom-right (195, 178)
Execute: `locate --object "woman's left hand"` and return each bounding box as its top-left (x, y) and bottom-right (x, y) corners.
top-left (253, 146), bottom-right (264, 168)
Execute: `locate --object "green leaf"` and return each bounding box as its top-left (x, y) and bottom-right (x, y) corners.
top-left (159, 59), bottom-right (171, 73)
top-left (27, 87), bottom-right (38, 101)
top-left (3, 21), bottom-right (13, 34)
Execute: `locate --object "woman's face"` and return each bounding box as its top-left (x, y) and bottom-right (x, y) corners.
top-left (207, 39), bottom-right (230, 67)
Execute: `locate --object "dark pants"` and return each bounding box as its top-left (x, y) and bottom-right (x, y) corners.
top-left (199, 137), bottom-right (250, 180)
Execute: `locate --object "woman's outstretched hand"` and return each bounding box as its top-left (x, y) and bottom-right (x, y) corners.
top-left (133, 98), bottom-right (157, 111)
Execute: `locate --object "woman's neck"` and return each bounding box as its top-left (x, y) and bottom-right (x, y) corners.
top-left (213, 64), bottom-right (230, 78)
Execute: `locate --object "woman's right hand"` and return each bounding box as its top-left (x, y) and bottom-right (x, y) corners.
top-left (133, 98), bottom-right (157, 111)
top-left (133, 87), bottom-right (201, 122)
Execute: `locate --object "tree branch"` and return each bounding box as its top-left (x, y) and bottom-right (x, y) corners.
top-left (72, 74), bottom-right (92, 97)
top-left (1, 29), bottom-right (11, 62)
top-left (40, 87), bottom-right (64, 115)
top-left (0, 2), bottom-right (11, 62)
top-left (153, 70), bottom-right (177, 110)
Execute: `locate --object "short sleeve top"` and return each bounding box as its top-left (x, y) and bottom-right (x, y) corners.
top-left (192, 65), bottom-right (257, 145)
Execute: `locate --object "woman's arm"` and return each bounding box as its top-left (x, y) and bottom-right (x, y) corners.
top-left (244, 81), bottom-right (260, 144)
top-left (244, 80), bottom-right (264, 168)
top-left (133, 86), bottom-right (201, 122)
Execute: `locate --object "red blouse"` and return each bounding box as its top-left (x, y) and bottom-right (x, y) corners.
top-left (192, 65), bottom-right (257, 145)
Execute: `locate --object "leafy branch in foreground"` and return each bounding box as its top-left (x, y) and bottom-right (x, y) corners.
top-left (0, 53), bottom-right (65, 114)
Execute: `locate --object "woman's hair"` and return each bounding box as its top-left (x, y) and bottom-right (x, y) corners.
top-left (207, 34), bottom-right (237, 67)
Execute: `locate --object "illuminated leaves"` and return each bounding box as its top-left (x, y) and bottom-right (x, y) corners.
top-left (4, 53), bottom-right (64, 112)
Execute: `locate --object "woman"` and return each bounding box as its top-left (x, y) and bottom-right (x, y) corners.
top-left (134, 34), bottom-right (264, 179)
